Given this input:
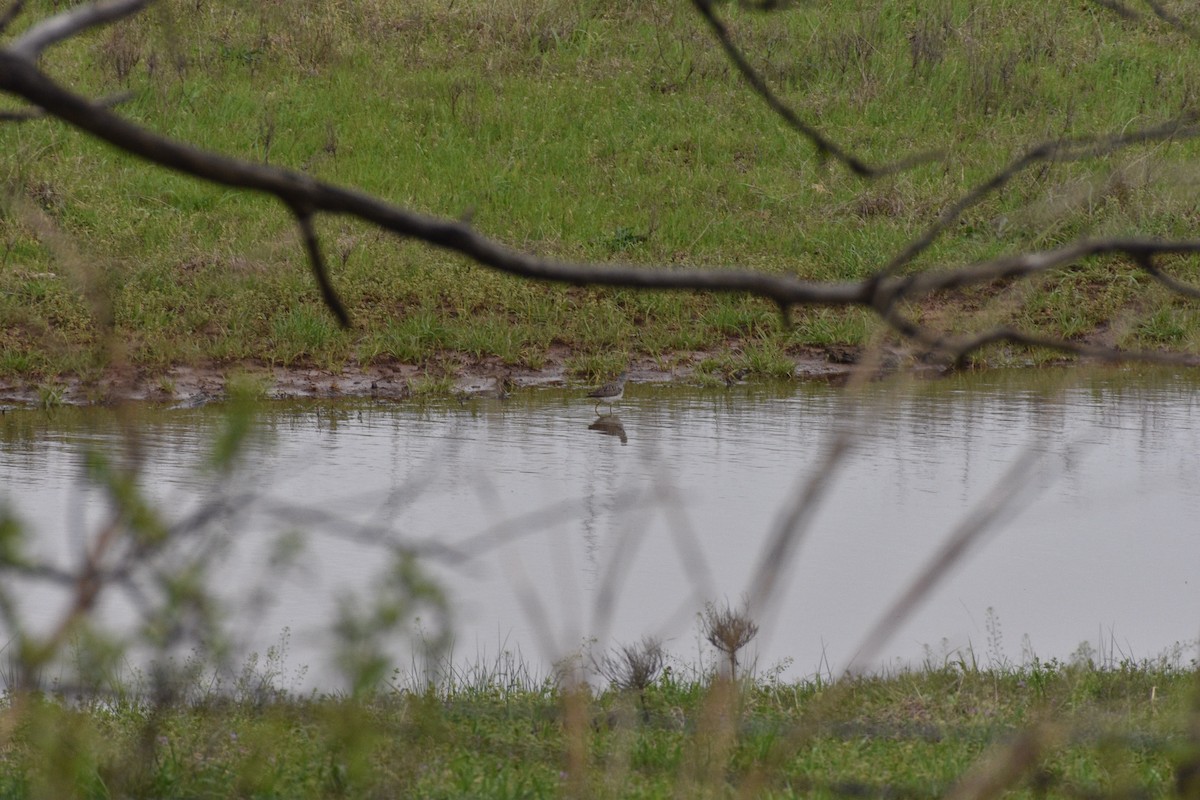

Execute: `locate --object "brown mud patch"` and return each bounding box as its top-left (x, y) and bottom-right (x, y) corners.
top-left (0, 347), bottom-right (873, 408)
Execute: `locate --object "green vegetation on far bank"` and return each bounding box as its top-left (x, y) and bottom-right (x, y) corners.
top-left (5, 0), bottom-right (1200, 388)
top-left (1, 650), bottom-right (1197, 799)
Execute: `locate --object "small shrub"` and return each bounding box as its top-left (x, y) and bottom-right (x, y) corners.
top-left (594, 637), bottom-right (664, 722)
top-left (701, 600), bottom-right (758, 681)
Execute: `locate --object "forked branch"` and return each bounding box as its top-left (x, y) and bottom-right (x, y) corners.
top-left (690, 0), bottom-right (940, 177)
top-left (879, 116), bottom-right (1200, 277)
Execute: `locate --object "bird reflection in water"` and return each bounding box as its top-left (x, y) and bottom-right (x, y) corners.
top-left (588, 414), bottom-right (628, 445)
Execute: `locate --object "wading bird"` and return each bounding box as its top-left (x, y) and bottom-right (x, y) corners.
top-left (587, 372), bottom-right (628, 416)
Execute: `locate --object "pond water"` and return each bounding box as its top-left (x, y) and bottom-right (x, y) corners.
top-left (1, 368), bottom-right (1198, 690)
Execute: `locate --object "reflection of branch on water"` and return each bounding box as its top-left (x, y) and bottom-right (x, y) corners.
top-left (588, 415), bottom-right (628, 445)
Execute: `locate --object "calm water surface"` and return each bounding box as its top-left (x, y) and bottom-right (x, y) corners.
top-left (2, 368), bottom-right (1198, 688)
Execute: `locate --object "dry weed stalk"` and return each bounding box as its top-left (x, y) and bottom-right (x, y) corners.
top-left (594, 637), bottom-right (664, 723)
top-left (595, 636), bottom-right (665, 693)
top-left (702, 600), bottom-right (758, 681)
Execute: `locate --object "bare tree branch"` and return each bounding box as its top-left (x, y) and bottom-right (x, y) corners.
top-left (908, 319), bottom-right (1200, 369)
top-left (1143, 0), bottom-right (1199, 38)
top-left (690, 0), bottom-right (939, 177)
top-left (893, 237), bottom-right (1200, 299)
top-left (1091, 0), bottom-right (1200, 38)
top-left (2, 1), bottom-right (1200, 368)
top-left (8, 0), bottom-right (150, 61)
top-left (292, 207), bottom-right (350, 328)
top-left (736, 0), bottom-right (795, 11)
top-left (1133, 252), bottom-right (1200, 300)
top-left (0, 48), bottom-right (868, 298)
top-left (0, 90), bottom-right (131, 121)
top-left (879, 116), bottom-right (1200, 277)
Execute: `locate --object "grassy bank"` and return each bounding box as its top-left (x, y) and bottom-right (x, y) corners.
top-left (4, 1), bottom-right (1200, 388)
top-left (1, 653), bottom-right (1196, 798)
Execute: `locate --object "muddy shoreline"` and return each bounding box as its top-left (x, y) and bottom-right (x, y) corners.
top-left (0, 348), bottom-right (871, 408)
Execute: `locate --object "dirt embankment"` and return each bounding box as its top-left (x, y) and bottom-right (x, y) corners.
top-left (0, 348), bottom-right (861, 408)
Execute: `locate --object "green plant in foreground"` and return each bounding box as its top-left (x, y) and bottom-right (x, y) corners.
top-left (1, 648), bottom-right (1196, 799)
top-left (35, 383), bottom-right (63, 410)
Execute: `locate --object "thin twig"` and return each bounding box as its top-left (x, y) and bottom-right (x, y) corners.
top-left (0, 51), bottom-right (863, 299)
top-left (890, 237), bottom-right (1200, 299)
top-left (690, 0), bottom-right (939, 177)
top-left (292, 206), bottom-right (350, 328)
top-left (948, 328), bottom-right (1200, 368)
top-left (1143, 0), bottom-right (1199, 38)
top-left (882, 306), bottom-right (1200, 369)
top-left (879, 116), bottom-right (1200, 277)
top-left (1133, 253), bottom-right (1200, 300)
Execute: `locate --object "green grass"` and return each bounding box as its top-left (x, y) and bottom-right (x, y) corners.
top-left (5, 0), bottom-right (1200, 386)
top-left (1, 653), bottom-right (1196, 798)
